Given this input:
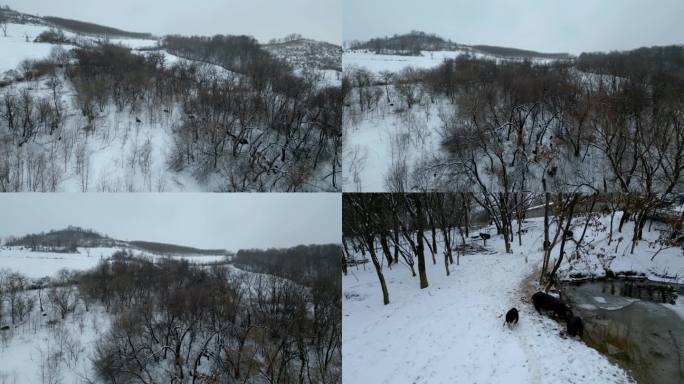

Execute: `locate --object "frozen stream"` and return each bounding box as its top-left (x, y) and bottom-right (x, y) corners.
top-left (561, 279), bottom-right (684, 384)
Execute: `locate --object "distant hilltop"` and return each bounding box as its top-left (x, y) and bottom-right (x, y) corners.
top-left (0, 5), bottom-right (155, 40)
top-left (4, 226), bottom-right (228, 256)
top-left (347, 30), bottom-right (572, 60)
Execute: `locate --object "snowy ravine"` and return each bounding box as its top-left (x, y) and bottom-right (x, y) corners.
top-left (342, 220), bottom-right (634, 384)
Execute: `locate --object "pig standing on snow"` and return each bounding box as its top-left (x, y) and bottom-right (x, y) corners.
top-left (531, 291), bottom-right (570, 319)
top-left (504, 308), bottom-right (519, 327)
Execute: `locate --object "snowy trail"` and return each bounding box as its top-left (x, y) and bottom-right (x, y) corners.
top-left (343, 223), bottom-right (634, 384)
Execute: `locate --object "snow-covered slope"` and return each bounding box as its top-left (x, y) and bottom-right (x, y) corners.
top-left (264, 38), bottom-right (342, 71)
top-left (557, 211), bottom-right (684, 284)
top-left (0, 24), bottom-right (65, 74)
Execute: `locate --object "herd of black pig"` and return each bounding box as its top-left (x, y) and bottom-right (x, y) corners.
top-left (504, 292), bottom-right (584, 338)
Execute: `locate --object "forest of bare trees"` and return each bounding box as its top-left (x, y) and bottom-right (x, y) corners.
top-left (343, 192), bottom-right (684, 304)
top-left (344, 46), bottom-right (684, 194)
top-left (0, 36), bottom-right (341, 191)
top-left (0, 246), bottom-right (341, 383)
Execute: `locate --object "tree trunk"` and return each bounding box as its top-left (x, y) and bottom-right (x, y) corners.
top-left (414, 196), bottom-right (429, 289)
top-left (547, 195), bottom-right (579, 289)
top-left (366, 234), bottom-right (390, 305)
top-left (379, 233), bottom-right (393, 267)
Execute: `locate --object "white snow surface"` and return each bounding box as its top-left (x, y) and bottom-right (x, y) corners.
top-left (0, 23), bottom-right (157, 75)
top-left (0, 24), bottom-right (61, 73)
top-left (343, 219), bottom-right (638, 384)
top-left (343, 50), bottom-right (470, 75)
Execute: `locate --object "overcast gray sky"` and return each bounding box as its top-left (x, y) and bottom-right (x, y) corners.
top-left (4, 0), bottom-right (341, 44)
top-left (343, 0), bottom-right (684, 54)
top-left (0, 194), bottom-right (340, 251)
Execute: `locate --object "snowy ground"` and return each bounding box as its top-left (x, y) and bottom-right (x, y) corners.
top-left (0, 24), bottom-right (64, 74)
top-left (343, 50), bottom-right (470, 75)
top-left (0, 246), bottom-right (227, 278)
top-left (0, 23), bottom-right (158, 75)
top-left (343, 218), bottom-right (644, 384)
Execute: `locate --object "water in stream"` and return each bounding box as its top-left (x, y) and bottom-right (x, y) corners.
top-left (561, 279), bottom-right (684, 384)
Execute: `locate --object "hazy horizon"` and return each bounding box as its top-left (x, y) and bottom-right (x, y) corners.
top-left (0, 194), bottom-right (341, 251)
top-left (2, 0), bottom-right (342, 44)
top-left (343, 0), bottom-right (684, 54)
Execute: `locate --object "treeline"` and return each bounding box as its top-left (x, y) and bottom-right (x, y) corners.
top-left (43, 16), bottom-right (154, 39)
top-left (577, 45), bottom-right (684, 81)
top-left (5, 226), bottom-right (113, 251)
top-left (129, 241), bottom-right (227, 256)
top-left (349, 31), bottom-right (453, 55)
top-left (348, 31), bottom-right (569, 59)
top-left (344, 192), bottom-right (684, 305)
top-left (471, 45), bottom-right (570, 59)
top-left (76, 252), bottom-right (340, 383)
top-left (428, 48), bottom-right (684, 193)
top-left (163, 35), bottom-right (272, 75)
top-left (233, 244), bottom-right (341, 289)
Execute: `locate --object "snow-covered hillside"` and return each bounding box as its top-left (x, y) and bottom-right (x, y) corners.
top-left (344, 49), bottom-right (471, 74)
top-left (556, 211), bottom-right (684, 284)
top-left (0, 21), bottom-right (341, 192)
top-left (0, 24), bottom-right (70, 75)
top-left (343, 86), bottom-right (444, 192)
top-left (265, 39), bottom-right (342, 71)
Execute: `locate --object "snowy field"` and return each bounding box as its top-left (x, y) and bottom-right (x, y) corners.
top-left (343, 50), bottom-right (470, 74)
top-left (0, 23), bottom-right (157, 75)
top-left (0, 24), bottom-right (64, 74)
top-left (343, 49), bottom-right (556, 76)
top-left (0, 246), bottom-right (227, 278)
top-left (343, 212), bottom-right (684, 384)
